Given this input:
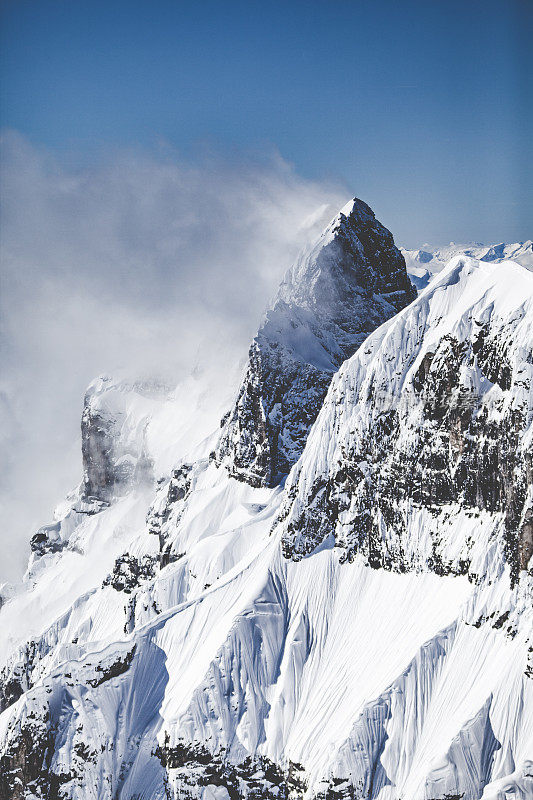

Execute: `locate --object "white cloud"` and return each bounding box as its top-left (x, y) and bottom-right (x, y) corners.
top-left (0, 130), bottom-right (346, 582)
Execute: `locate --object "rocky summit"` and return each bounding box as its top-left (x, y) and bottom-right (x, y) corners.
top-left (216, 198), bottom-right (416, 488)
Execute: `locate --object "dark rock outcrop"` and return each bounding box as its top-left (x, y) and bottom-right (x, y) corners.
top-left (156, 734), bottom-right (308, 800)
top-left (103, 554), bottom-right (158, 594)
top-left (147, 463), bottom-right (194, 566)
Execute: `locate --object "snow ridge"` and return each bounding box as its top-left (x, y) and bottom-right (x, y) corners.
top-left (403, 240), bottom-right (533, 290)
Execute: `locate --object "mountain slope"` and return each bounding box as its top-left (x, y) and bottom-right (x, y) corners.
top-left (280, 256), bottom-right (533, 581)
top-left (0, 211), bottom-right (532, 800)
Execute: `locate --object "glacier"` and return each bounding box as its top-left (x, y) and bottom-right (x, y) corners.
top-left (0, 200), bottom-right (531, 800)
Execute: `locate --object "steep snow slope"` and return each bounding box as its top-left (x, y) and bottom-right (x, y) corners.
top-left (1, 237), bottom-right (532, 798)
top-left (402, 241), bottom-right (533, 290)
top-left (274, 255), bottom-right (533, 795)
top-left (217, 198), bottom-right (416, 487)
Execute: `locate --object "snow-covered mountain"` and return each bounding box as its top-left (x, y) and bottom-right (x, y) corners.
top-left (0, 201), bottom-right (532, 800)
top-left (217, 198), bottom-right (416, 487)
top-left (402, 240), bottom-right (533, 290)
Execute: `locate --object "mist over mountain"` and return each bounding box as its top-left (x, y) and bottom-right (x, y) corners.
top-left (0, 132), bottom-right (346, 582)
top-left (1, 195), bottom-right (531, 800)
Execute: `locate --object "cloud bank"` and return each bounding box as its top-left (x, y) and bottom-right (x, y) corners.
top-left (0, 131), bottom-right (346, 582)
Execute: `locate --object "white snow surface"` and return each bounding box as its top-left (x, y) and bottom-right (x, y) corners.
top-left (0, 254), bottom-right (532, 799)
top-left (402, 240), bottom-right (533, 290)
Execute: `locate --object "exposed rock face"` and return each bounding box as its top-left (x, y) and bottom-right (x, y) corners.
top-left (0, 643), bottom-right (138, 800)
top-left (156, 738), bottom-right (308, 799)
top-left (146, 463), bottom-right (194, 565)
top-left (0, 709), bottom-right (53, 800)
top-left (81, 377), bottom-right (157, 502)
top-left (102, 554), bottom-right (158, 594)
top-left (278, 257), bottom-right (533, 586)
top-left (216, 198), bottom-right (416, 487)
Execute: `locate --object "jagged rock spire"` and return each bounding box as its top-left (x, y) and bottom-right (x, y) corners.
top-left (216, 198), bottom-right (416, 487)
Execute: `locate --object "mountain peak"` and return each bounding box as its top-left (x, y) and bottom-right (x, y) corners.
top-left (336, 195), bottom-right (374, 221)
top-left (216, 198), bottom-right (416, 487)
top-left (275, 197), bottom-right (415, 322)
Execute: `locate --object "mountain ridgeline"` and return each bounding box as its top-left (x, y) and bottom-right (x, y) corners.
top-left (0, 199), bottom-right (531, 800)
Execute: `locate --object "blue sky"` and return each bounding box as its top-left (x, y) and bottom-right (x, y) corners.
top-left (1, 0), bottom-right (531, 245)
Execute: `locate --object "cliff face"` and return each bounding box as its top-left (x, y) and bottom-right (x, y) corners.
top-left (24, 378), bottom-right (163, 566)
top-left (216, 198), bottom-right (416, 487)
